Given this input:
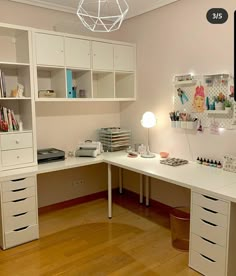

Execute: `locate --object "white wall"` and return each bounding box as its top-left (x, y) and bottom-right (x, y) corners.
top-left (107, 0), bottom-right (235, 206)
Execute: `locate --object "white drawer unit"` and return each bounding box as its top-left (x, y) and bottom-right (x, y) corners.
top-left (190, 191), bottom-right (229, 276)
top-left (1, 148), bottom-right (34, 167)
top-left (0, 174), bottom-right (38, 250)
top-left (0, 132), bottom-right (33, 150)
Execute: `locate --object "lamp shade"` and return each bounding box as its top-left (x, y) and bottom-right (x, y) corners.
top-left (141, 112), bottom-right (157, 128)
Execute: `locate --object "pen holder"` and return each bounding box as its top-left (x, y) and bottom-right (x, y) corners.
top-left (171, 121), bottom-right (176, 128)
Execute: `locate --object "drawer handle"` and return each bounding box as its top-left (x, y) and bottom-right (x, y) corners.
top-left (201, 236), bottom-right (216, 245)
top-left (14, 226), bottom-right (29, 232)
top-left (12, 188), bottom-right (27, 192)
top-left (200, 253), bottom-right (216, 263)
top-left (202, 207), bottom-right (218, 214)
top-left (16, 139), bottom-right (20, 144)
top-left (12, 198), bottom-right (27, 203)
top-left (201, 219), bottom-right (217, 227)
top-left (11, 178), bottom-right (26, 182)
top-left (203, 195), bottom-right (218, 201)
top-left (13, 212), bottom-right (27, 217)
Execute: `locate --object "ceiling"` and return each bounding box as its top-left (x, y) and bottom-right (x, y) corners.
top-left (9, 0), bottom-right (180, 19)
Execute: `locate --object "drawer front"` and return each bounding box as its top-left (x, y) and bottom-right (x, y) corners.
top-left (0, 132), bottom-right (32, 150)
top-left (1, 148), bottom-right (33, 167)
top-left (192, 204), bottom-right (228, 228)
top-left (191, 216), bottom-right (227, 246)
top-left (4, 211), bottom-right (37, 232)
top-left (3, 197), bottom-right (36, 217)
top-left (192, 192), bottom-right (229, 215)
top-left (189, 250), bottom-right (225, 276)
top-left (1, 176), bottom-right (36, 192)
top-left (4, 224), bottom-right (39, 249)
top-left (191, 233), bottom-right (226, 265)
top-left (2, 186), bottom-right (36, 202)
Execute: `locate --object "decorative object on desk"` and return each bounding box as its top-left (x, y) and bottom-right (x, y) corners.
top-left (140, 112), bottom-right (157, 158)
top-left (127, 151), bottom-right (138, 158)
top-left (193, 84), bottom-right (205, 113)
top-left (177, 88), bottom-right (188, 104)
top-left (160, 158), bottom-right (188, 166)
top-left (224, 99), bottom-right (232, 111)
top-left (214, 92), bottom-right (226, 110)
top-left (223, 155), bottom-right (236, 173)
top-left (10, 83), bottom-right (24, 98)
top-left (77, 0), bottom-right (129, 33)
top-left (38, 90), bottom-right (56, 98)
top-left (99, 127), bottom-right (131, 152)
top-left (160, 152), bottom-right (169, 158)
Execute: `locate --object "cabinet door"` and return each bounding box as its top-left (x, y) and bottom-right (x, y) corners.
top-left (114, 45), bottom-right (135, 71)
top-left (92, 42), bottom-right (113, 71)
top-left (65, 37), bottom-right (91, 69)
top-left (35, 33), bottom-right (64, 66)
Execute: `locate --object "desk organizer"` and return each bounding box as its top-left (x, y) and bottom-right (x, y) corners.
top-left (99, 127), bottom-right (131, 152)
top-left (160, 158), bottom-right (188, 166)
top-left (171, 121), bottom-right (197, 130)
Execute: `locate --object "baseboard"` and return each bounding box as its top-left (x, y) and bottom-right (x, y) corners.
top-left (38, 190), bottom-right (107, 215)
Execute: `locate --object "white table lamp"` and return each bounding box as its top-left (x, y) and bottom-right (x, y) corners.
top-left (141, 111), bottom-right (157, 158)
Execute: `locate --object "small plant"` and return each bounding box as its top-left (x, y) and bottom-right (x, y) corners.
top-left (224, 99), bottom-right (232, 108)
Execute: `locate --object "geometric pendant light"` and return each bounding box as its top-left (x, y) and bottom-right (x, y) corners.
top-left (77, 0), bottom-right (129, 32)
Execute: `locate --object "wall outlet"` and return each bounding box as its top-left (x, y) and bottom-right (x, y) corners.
top-left (72, 179), bottom-right (85, 187)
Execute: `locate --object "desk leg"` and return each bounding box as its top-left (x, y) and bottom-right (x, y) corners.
top-left (119, 168), bottom-right (123, 194)
top-left (108, 164), bottom-right (112, 219)
top-left (140, 174), bottom-right (143, 204)
top-left (145, 176), bottom-right (150, 207)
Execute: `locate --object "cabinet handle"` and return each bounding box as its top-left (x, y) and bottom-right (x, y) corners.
top-left (15, 139), bottom-right (20, 144)
top-left (11, 178), bottom-right (26, 182)
top-left (13, 212), bottom-right (27, 217)
top-left (202, 207), bottom-right (218, 214)
top-left (200, 236), bottom-right (216, 245)
top-left (201, 219), bottom-right (217, 227)
top-left (14, 226), bottom-right (29, 232)
top-left (12, 198), bottom-right (27, 203)
top-left (12, 188), bottom-right (27, 192)
top-left (203, 195), bottom-right (218, 201)
top-left (200, 254), bottom-right (216, 263)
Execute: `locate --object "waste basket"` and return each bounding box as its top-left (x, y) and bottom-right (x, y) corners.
top-left (170, 207), bottom-right (190, 251)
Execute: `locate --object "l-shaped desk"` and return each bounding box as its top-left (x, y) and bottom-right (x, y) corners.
top-left (1, 151), bottom-right (236, 275)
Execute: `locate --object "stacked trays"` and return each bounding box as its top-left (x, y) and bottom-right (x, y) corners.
top-left (99, 128), bottom-right (131, 152)
top-left (0, 175), bottom-right (39, 249)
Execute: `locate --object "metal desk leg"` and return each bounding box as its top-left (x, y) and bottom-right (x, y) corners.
top-left (145, 175), bottom-right (150, 207)
top-left (108, 164), bottom-right (112, 219)
top-left (140, 174), bottom-right (143, 204)
top-left (119, 168), bottom-right (123, 194)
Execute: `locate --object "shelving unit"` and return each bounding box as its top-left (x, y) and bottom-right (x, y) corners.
top-left (92, 71), bottom-right (114, 98)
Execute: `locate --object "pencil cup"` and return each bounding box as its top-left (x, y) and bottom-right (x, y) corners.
top-left (171, 121), bottom-right (176, 128)
top-left (181, 121), bottom-right (187, 129)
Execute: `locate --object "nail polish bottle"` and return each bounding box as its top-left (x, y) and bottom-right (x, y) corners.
top-left (217, 161), bottom-right (222, 168)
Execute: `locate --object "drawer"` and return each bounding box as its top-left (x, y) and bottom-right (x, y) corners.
top-left (2, 186), bottom-right (36, 202)
top-left (0, 132), bottom-right (32, 150)
top-left (4, 211), bottom-right (37, 232)
top-left (192, 192), bottom-right (229, 215)
top-left (192, 204), bottom-right (228, 228)
top-left (191, 233), bottom-right (226, 265)
top-left (3, 197), bottom-right (36, 217)
top-left (4, 224), bottom-right (39, 249)
top-left (191, 216), bottom-right (227, 246)
top-left (189, 250), bottom-right (225, 276)
top-left (1, 148), bottom-right (33, 167)
top-left (1, 176), bottom-right (36, 192)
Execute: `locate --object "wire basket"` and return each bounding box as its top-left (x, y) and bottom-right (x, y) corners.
top-left (99, 127), bottom-right (131, 152)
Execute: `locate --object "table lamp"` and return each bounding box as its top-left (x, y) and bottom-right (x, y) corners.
top-left (140, 111), bottom-right (157, 158)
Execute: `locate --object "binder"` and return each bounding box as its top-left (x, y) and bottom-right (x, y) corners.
top-left (66, 69), bottom-right (73, 98)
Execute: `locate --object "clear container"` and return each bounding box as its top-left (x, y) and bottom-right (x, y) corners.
top-left (170, 207), bottom-right (190, 251)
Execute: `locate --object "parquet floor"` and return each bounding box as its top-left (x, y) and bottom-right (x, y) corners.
top-left (0, 192), bottom-right (201, 275)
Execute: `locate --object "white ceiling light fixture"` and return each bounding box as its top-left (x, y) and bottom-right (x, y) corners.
top-left (77, 0), bottom-right (129, 32)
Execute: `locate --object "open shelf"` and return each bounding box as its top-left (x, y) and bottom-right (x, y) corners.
top-left (92, 71), bottom-right (114, 98)
top-left (115, 72), bottom-right (135, 98)
top-left (71, 69), bottom-right (92, 99)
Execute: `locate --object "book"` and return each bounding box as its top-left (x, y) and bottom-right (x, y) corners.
top-left (1, 71), bottom-right (6, 97)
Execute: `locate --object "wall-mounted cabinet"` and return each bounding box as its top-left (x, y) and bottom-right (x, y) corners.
top-left (33, 31), bottom-right (136, 102)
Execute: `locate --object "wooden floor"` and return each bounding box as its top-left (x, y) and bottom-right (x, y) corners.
top-left (0, 193), bottom-right (201, 275)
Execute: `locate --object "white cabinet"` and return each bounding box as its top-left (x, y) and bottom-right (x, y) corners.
top-left (114, 45), bottom-right (135, 71)
top-left (92, 41), bottom-right (113, 71)
top-left (0, 175), bottom-right (39, 250)
top-left (35, 33), bottom-right (64, 66)
top-left (0, 24), bottom-right (36, 171)
top-left (65, 37), bottom-right (91, 69)
top-left (189, 191), bottom-right (230, 276)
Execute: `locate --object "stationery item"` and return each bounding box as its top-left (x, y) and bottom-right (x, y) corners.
top-left (66, 69), bottom-right (73, 98)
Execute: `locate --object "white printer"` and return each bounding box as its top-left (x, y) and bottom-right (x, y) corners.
top-left (75, 140), bottom-right (103, 157)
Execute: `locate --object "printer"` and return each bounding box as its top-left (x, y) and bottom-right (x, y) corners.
top-left (37, 148), bottom-right (65, 163)
top-left (75, 140), bottom-right (102, 157)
